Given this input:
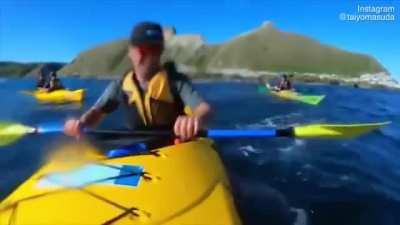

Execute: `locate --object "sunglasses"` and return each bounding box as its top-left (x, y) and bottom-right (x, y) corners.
top-left (136, 44), bottom-right (163, 55)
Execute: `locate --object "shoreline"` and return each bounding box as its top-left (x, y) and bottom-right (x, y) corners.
top-left (58, 73), bottom-right (400, 90)
top-left (2, 72), bottom-right (399, 91)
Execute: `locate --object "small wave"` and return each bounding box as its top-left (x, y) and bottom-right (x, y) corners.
top-left (298, 162), bottom-right (358, 188)
top-left (239, 112), bottom-right (304, 129)
top-left (238, 145), bottom-right (263, 157)
top-left (278, 139), bottom-right (306, 153)
top-left (278, 145), bottom-right (296, 153)
top-left (302, 163), bottom-right (313, 169)
top-left (338, 104), bottom-right (361, 112)
top-left (316, 171), bottom-right (358, 189)
top-left (377, 127), bottom-right (400, 143)
top-left (297, 166), bottom-right (355, 186)
top-left (371, 182), bottom-right (400, 202)
top-left (337, 174), bottom-right (358, 184)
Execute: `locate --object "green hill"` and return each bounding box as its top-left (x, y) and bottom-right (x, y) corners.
top-left (205, 23), bottom-right (385, 77)
top-left (0, 62), bottom-right (39, 77)
top-left (59, 40), bottom-right (131, 76)
top-left (58, 22), bottom-right (387, 78)
top-left (0, 62), bottom-right (65, 77)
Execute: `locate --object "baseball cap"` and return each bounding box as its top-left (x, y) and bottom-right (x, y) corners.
top-left (130, 22), bottom-right (164, 46)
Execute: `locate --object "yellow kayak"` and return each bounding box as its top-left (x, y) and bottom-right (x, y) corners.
top-left (0, 139), bottom-right (241, 225)
top-left (30, 89), bottom-right (85, 104)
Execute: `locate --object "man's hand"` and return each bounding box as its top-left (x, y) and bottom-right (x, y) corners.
top-left (174, 115), bottom-right (202, 141)
top-left (64, 107), bottom-right (104, 139)
top-left (64, 119), bottom-right (83, 138)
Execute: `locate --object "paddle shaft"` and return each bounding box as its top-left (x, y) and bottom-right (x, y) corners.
top-left (87, 128), bottom-right (295, 139)
top-left (33, 124), bottom-right (296, 139)
top-left (0, 121), bottom-right (388, 147)
top-left (26, 121), bottom-right (388, 141)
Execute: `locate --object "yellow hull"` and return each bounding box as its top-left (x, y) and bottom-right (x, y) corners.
top-left (0, 139), bottom-right (241, 225)
top-left (33, 89), bottom-right (85, 103)
top-left (270, 90), bottom-right (297, 100)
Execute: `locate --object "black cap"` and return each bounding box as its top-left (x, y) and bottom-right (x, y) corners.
top-left (130, 22), bottom-right (164, 46)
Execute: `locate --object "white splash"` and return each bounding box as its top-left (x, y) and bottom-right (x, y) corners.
top-left (238, 145), bottom-right (263, 157)
top-left (238, 112), bottom-right (303, 129)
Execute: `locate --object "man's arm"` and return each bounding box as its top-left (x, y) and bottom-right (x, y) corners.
top-left (193, 101), bottom-right (211, 122)
top-left (79, 107), bottom-right (105, 127)
top-left (64, 81), bottom-right (121, 137)
top-left (173, 77), bottom-right (212, 141)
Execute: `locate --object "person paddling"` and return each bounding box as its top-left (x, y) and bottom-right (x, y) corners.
top-left (64, 21), bottom-right (211, 144)
top-left (45, 72), bottom-right (64, 92)
top-left (277, 74), bottom-right (293, 91)
top-left (264, 74), bottom-right (293, 92)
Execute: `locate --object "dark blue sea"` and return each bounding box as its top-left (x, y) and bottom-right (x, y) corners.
top-left (0, 77), bottom-right (399, 225)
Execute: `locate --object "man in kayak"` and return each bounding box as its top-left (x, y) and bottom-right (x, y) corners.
top-left (64, 22), bottom-right (211, 141)
top-left (45, 72), bottom-right (65, 92)
top-left (264, 74), bottom-right (293, 92)
top-left (277, 74), bottom-right (293, 91)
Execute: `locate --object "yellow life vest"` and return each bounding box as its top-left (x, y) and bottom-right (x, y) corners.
top-left (121, 70), bottom-right (186, 127)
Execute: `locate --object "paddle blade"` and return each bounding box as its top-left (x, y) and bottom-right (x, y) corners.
top-left (257, 86), bottom-right (266, 93)
top-left (19, 90), bottom-right (34, 96)
top-left (0, 123), bottom-right (36, 146)
top-left (294, 121), bottom-right (391, 139)
top-left (257, 85), bottom-right (269, 93)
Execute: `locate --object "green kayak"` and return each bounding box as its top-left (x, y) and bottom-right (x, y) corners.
top-left (258, 86), bottom-right (325, 105)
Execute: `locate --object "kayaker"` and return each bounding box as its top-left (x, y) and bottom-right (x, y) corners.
top-left (277, 74), bottom-right (293, 91)
top-left (45, 72), bottom-right (64, 92)
top-left (36, 70), bottom-right (46, 89)
top-left (64, 21), bottom-right (211, 142)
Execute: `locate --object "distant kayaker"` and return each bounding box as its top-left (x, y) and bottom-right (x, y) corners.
top-left (45, 71), bottom-right (64, 92)
top-left (64, 21), bottom-right (211, 142)
top-left (277, 74), bottom-right (293, 91)
top-left (265, 74), bottom-right (293, 92)
top-left (36, 70), bottom-right (46, 89)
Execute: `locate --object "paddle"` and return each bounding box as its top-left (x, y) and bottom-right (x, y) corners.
top-left (19, 90), bottom-right (34, 96)
top-left (19, 89), bottom-right (46, 96)
top-left (0, 121), bottom-right (391, 147)
top-left (0, 123), bottom-right (37, 146)
top-left (257, 85), bottom-right (270, 93)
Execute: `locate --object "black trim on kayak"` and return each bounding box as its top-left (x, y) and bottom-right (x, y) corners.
top-left (88, 129), bottom-right (173, 138)
top-left (102, 207), bottom-right (141, 225)
top-left (276, 127), bottom-right (295, 137)
top-left (198, 130), bottom-right (208, 137)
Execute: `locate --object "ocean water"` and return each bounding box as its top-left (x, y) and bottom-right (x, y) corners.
top-left (0, 77), bottom-right (399, 225)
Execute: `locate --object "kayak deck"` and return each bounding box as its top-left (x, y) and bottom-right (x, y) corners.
top-left (0, 139), bottom-right (241, 225)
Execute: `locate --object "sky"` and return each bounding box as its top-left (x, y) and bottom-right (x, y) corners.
top-left (0, 0), bottom-right (399, 79)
